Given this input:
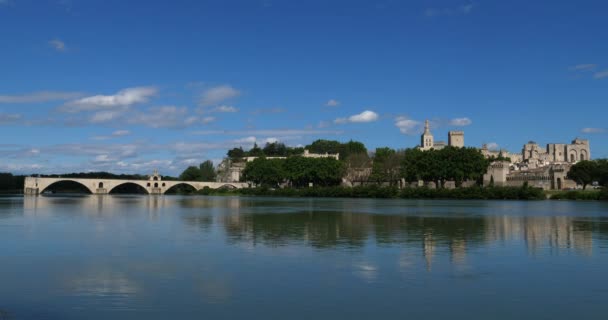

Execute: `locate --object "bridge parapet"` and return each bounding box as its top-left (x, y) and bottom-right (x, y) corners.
top-left (24, 176), bottom-right (249, 196)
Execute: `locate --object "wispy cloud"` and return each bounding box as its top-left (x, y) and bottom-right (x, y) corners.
top-left (191, 128), bottom-right (344, 136)
top-left (594, 70), bottom-right (608, 79)
top-left (0, 113), bottom-right (22, 124)
top-left (326, 99), bottom-right (340, 107)
top-left (0, 91), bottom-right (83, 103)
top-left (60, 87), bottom-right (157, 112)
top-left (449, 117), bottom-right (472, 126)
top-left (91, 130), bottom-right (132, 140)
top-left (199, 85), bottom-right (240, 106)
top-left (569, 64), bottom-right (597, 71)
top-left (49, 39), bottom-right (67, 52)
top-left (211, 105), bottom-right (238, 113)
top-left (88, 106), bottom-right (215, 128)
top-left (581, 127), bottom-right (605, 134)
top-left (425, 2), bottom-right (475, 17)
top-left (394, 116), bottom-right (422, 135)
top-left (334, 110), bottom-right (379, 124)
top-left (250, 107), bottom-right (285, 115)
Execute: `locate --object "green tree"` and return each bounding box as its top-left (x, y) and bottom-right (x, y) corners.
top-left (263, 142), bottom-right (288, 156)
top-left (284, 157), bottom-right (345, 187)
top-left (370, 147), bottom-right (404, 185)
top-left (568, 160), bottom-right (598, 190)
top-left (227, 147), bottom-right (245, 159)
top-left (400, 147), bottom-right (488, 187)
top-left (248, 143), bottom-right (264, 157)
top-left (242, 158), bottom-right (286, 187)
top-left (179, 166), bottom-right (203, 181)
top-left (199, 160), bottom-right (217, 182)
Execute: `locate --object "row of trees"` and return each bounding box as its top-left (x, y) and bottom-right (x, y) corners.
top-left (567, 159), bottom-right (608, 189)
top-left (400, 147), bottom-right (489, 186)
top-left (239, 146), bottom-right (489, 188)
top-left (227, 142), bottom-right (305, 159)
top-left (242, 157), bottom-right (345, 187)
top-left (227, 139), bottom-right (369, 161)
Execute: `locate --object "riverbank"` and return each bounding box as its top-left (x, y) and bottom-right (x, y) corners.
top-left (547, 189), bottom-right (608, 200)
top-left (193, 185), bottom-right (548, 200)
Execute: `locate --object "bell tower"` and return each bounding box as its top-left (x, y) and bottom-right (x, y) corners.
top-left (420, 120), bottom-right (434, 150)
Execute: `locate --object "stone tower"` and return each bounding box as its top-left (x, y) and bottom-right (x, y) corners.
top-left (448, 131), bottom-right (464, 148)
top-left (420, 120), bottom-right (434, 150)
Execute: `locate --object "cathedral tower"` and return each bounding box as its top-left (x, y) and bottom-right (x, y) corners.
top-left (420, 120), bottom-right (434, 150)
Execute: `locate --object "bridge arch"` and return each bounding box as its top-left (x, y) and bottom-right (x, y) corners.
top-left (164, 182), bottom-right (199, 194)
top-left (39, 179), bottom-right (95, 194)
top-left (108, 182), bottom-right (149, 194)
top-left (218, 184), bottom-right (239, 189)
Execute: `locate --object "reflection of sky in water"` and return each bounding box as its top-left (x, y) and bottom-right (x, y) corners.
top-left (1, 196), bottom-right (608, 319)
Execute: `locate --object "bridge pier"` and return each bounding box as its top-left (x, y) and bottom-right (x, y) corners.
top-left (24, 187), bottom-right (40, 195)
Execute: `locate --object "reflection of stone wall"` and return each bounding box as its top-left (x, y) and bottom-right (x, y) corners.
top-left (484, 215), bottom-right (593, 255)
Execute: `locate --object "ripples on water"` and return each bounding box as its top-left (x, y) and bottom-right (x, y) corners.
top-left (1, 195), bottom-right (608, 319)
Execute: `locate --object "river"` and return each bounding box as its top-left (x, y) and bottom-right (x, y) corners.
top-left (1, 195), bottom-right (608, 319)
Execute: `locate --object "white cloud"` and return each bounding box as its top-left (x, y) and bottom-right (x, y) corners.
top-left (425, 2), bottom-right (475, 17)
top-left (326, 99), bottom-right (340, 107)
top-left (594, 70), bottom-right (608, 79)
top-left (334, 110), bottom-right (379, 124)
top-left (49, 39), bottom-right (67, 52)
top-left (112, 130), bottom-right (130, 137)
top-left (212, 105), bottom-right (238, 113)
top-left (449, 117), bottom-right (472, 126)
top-left (90, 110), bottom-right (124, 123)
top-left (581, 127), bottom-right (605, 134)
top-left (394, 116), bottom-right (422, 135)
top-left (61, 86), bottom-right (157, 112)
top-left (91, 130), bottom-right (131, 141)
top-left (0, 91), bottom-right (83, 103)
top-left (199, 85), bottom-right (240, 106)
top-left (569, 64), bottom-right (597, 71)
top-left (486, 142), bottom-right (500, 150)
top-left (317, 121), bottom-right (330, 128)
top-left (83, 105), bottom-right (214, 128)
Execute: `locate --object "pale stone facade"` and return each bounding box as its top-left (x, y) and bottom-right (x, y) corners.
top-left (480, 145), bottom-right (523, 164)
top-left (483, 138), bottom-right (591, 190)
top-left (418, 120), bottom-right (465, 150)
top-left (448, 131), bottom-right (464, 148)
top-left (420, 120), bottom-right (435, 150)
top-left (522, 138), bottom-right (590, 168)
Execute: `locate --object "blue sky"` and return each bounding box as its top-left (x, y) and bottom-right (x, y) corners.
top-left (1, 0), bottom-right (607, 175)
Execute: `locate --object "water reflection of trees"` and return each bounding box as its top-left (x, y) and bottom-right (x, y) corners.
top-left (220, 210), bottom-right (599, 257)
top-left (220, 211), bottom-right (486, 250)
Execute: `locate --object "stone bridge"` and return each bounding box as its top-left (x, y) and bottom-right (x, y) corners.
top-left (24, 176), bottom-right (249, 195)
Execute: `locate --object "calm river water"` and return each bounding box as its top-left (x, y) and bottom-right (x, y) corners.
top-left (1, 195), bottom-right (608, 319)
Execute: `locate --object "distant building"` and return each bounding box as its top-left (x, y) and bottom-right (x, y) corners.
top-left (522, 138), bottom-right (590, 168)
top-left (419, 119), bottom-right (465, 150)
top-left (448, 131), bottom-right (464, 148)
top-left (483, 138), bottom-right (592, 190)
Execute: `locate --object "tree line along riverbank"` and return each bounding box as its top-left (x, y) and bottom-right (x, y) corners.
top-left (193, 184), bottom-right (607, 201)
